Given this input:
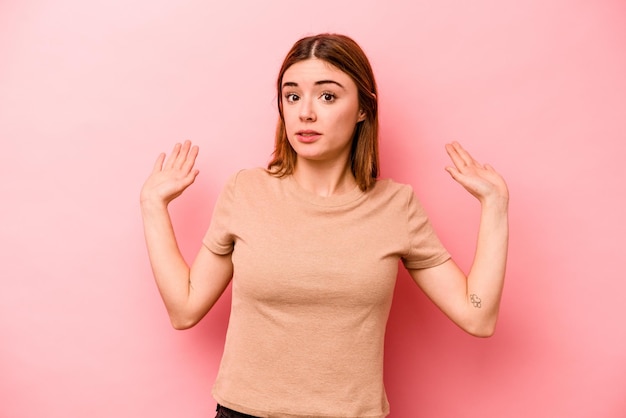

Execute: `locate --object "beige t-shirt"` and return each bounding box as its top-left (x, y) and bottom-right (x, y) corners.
top-left (203, 168), bottom-right (450, 418)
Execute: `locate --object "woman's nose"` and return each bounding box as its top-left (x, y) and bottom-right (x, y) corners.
top-left (299, 99), bottom-right (316, 122)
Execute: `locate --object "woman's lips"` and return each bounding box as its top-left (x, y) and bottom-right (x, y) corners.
top-left (295, 130), bottom-right (322, 143)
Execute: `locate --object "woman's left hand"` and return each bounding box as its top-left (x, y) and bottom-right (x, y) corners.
top-left (445, 141), bottom-right (509, 206)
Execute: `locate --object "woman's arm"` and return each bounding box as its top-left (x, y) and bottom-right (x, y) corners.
top-left (409, 142), bottom-right (509, 337)
top-left (140, 141), bottom-right (233, 330)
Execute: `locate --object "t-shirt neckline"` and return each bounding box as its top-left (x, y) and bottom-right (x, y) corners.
top-left (284, 175), bottom-right (365, 207)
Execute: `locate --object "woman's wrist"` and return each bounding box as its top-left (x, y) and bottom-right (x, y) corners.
top-left (480, 195), bottom-right (509, 216)
top-left (140, 194), bottom-right (169, 214)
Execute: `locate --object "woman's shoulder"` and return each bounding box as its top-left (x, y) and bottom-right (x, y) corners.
top-left (230, 167), bottom-right (270, 181)
top-left (371, 177), bottom-right (414, 199)
top-left (224, 167), bottom-right (278, 194)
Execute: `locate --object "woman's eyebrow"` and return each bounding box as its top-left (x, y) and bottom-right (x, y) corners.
top-left (316, 80), bottom-right (345, 89)
top-left (282, 80), bottom-right (345, 89)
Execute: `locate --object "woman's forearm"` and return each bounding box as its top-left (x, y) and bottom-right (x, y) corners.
top-left (466, 197), bottom-right (509, 334)
top-left (141, 200), bottom-right (192, 320)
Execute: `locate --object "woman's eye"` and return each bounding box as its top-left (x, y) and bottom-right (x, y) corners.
top-left (320, 92), bottom-right (336, 102)
top-left (285, 93), bottom-right (299, 103)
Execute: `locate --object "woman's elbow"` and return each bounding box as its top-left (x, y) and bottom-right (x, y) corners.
top-left (466, 324), bottom-right (496, 338)
top-left (169, 312), bottom-right (202, 330)
top-left (171, 320), bottom-right (195, 330)
top-left (462, 317), bottom-right (498, 338)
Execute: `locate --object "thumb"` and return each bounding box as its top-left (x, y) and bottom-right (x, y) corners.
top-left (185, 169), bottom-right (200, 186)
top-left (445, 166), bottom-right (461, 180)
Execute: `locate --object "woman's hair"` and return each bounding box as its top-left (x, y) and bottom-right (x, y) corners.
top-left (267, 33), bottom-right (379, 191)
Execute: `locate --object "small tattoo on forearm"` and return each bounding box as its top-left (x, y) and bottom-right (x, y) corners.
top-left (470, 294), bottom-right (482, 308)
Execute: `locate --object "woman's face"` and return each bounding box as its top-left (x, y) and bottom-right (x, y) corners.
top-left (281, 58), bottom-right (365, 166)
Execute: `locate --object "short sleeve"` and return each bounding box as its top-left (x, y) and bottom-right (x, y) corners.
top-left (402, 187), bottom-right (451, 270)
top-left (202, 171), bottom-right (240, 255)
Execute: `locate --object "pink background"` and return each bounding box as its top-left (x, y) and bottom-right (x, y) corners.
top-left (1, 1), bottom-right (625, 417)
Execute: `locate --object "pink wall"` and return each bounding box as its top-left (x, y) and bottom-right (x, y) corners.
top-left (1, 1), bottom-right (625, 417)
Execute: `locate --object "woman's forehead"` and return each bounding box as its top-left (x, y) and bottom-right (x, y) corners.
top-left (282, 58), bottom-right (352, 86)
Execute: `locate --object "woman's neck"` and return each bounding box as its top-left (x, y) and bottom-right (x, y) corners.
top-left (292, 158), bottom-right (356, 197)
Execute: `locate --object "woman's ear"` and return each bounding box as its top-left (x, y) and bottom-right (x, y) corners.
top-left (358, 109), bottom-right (366, 122)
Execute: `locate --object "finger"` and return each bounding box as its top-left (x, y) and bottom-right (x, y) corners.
top-left (180, 169), bottom-right (200, 190)
top-left (174, 140), bottom-right (193, 169)
top-left (164, 143), bottom-right (182, 170)
top-left (445, 165), bottom-right (462, 181)
top-left (151, 152), bottom-right (166, 173)
top-left (445, 142), bottom-right (467, 170)
top-left (181, 144), bottom-right (199, 173)
top-left (451, 142), bottom-right (476, 166)
top-left (188, 168), bottom-right (200, 183)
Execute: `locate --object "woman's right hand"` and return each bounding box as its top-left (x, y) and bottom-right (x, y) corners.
top-left (140, 140), bottom-right (200, 208)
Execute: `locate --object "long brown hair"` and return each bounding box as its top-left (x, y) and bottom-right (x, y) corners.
top-left (267, 34), bottom-right (379, 191)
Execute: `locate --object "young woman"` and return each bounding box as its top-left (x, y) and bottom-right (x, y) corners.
top-left (140, 33), bottom-right (509, 418)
